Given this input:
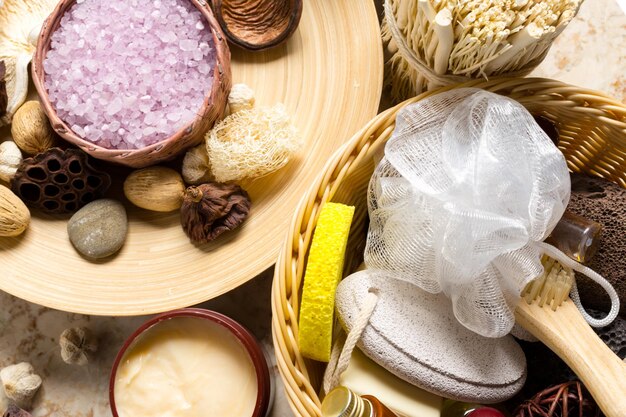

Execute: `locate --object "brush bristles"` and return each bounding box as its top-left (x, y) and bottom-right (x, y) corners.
top-left (522, 256), bottom-right (574, 310)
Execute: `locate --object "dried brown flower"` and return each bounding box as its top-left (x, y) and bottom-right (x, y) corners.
top-left (3, 405), bottom-right (31, 417)
top-left (10, 147), bottom-right (111, 213)
top-left (180, 182), bottom-right (251, 243)
top-left (514, 381), bottom-right (603, 417)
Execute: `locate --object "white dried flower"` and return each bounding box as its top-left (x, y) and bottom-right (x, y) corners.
top-left (182, 143), bottom-right (211, 185)
top-left (227, 83), bottom-right (255, 114)
top-left (0, 362), bottom-right (42, 408)
top-left (0, 141), bottom-right (22, 182)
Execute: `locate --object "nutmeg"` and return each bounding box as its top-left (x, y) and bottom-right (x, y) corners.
top-left (124, 166), bottom-right (185, 212)
top-left (180, 182), bottom-right (251, 243)
top-left (10, 101), bottom-right (57, 155)
top-left (0, 184), bottom-right (30, 237)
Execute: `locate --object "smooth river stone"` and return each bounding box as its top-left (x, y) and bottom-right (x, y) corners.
top-left (67, 199), bottom-right (127, 259)
top-left (335, 270), bottom-right (527, 404)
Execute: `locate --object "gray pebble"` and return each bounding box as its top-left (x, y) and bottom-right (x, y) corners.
top-left (335, 270), bottom-right (527, 404)
top-left (67, 199), bottom-right (127, 259)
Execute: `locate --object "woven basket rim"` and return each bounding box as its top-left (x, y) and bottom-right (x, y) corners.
top-left (271, 77), bottom-right (626, 417)
top-left (31, 0), bottom-right (231, 166)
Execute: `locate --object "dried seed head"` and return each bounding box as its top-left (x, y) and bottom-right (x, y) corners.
top-left (60, 327), bottom-right (98, 366)
top-left (180, 182), bottom-right (251, 243)
top-left (182, 143), bottom-right (211, 185)
top-left (0, 363), bottom-right (42, 408)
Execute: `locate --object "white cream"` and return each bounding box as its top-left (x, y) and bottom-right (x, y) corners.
top-left (114, 317), bottom-right (258, 417)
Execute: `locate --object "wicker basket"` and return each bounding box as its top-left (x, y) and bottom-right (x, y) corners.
top-left (31, 0), bottom-right (231, 168)
top-left (271, 78), bottom-right (626, 417)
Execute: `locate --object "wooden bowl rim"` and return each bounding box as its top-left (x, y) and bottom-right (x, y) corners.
top-left (213, 0), bottom-right (303, 51)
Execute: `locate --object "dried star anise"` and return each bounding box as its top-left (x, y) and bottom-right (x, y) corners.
top-left (180, 182), bottom-right (251, 243)
top-left (3, 405), bottom-right (31, 417)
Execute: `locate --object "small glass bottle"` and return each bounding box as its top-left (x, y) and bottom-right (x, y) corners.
top-left (321, 386), bottom-right (399, 417)
top-left (546, 210), bottom-right (602, 264)
top-left (441, 399), bottom-right (507, 417)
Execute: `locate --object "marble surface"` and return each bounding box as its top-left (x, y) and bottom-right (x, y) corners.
top-left (530, 0), bottom-right (626, 102)
top-left (0, 1), bottom-right (624, 416)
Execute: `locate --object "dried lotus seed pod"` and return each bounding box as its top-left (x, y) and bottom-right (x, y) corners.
top-left (10, 101), bottom-right (57, 155)
top-left (10, 147), bottom-right (111, 214)
top-left (124, 166), bottom-right (185, 212)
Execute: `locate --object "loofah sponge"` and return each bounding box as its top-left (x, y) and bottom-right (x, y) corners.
top-left (205, 104), bottom-right (301, 183)
top-left (299, 202), bottom-right (355, 362)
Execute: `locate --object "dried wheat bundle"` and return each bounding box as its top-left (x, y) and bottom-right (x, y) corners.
top-left (382, 0), bottom-right (583, 101)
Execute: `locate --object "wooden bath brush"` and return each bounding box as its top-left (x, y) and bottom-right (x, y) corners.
top-left (515, 250), bottom-right (626, 417)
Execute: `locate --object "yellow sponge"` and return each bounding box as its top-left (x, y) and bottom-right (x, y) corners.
top-left (299, 202), bottom-right (355, 362)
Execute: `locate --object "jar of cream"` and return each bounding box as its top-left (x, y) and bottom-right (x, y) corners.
top-left (109, 308), bottom-right (272, 417)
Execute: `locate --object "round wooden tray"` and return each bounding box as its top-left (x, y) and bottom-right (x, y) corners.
top-left (0, 0), bottom-right (383, 315)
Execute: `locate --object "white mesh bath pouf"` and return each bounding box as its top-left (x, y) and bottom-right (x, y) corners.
top-left (364, 88), bottom-right (619, 338)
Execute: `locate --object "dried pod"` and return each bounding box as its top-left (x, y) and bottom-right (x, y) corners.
top-left (206, 104), bottom-right (301, 182)
top-left (10, 101), bottom-right (57, 155)
top-left (60, 327), bottom-right (98, 366)
top-left (0, 141), bottom-right (23, 182)
top-left (0, 185), bottom-right (30, 237)
top-left (0, 363), bottom-right (42, 408)
top-left (123, 166), bottom-right (185, 212)
top-left (514, 380), bottom-right (601, 417)
top-left (10, 147), bottom-right (111, 214)
top-left (182, 144), bottom-right (211, 185)
top-left (3, 405), bottom-right (31, 417)
top-left (180, 182), bottom-right (251, 243)
top-left (228, 83), bottom-right (255, 114)
top-left (213, 0), bottom-right (303, 51)
top-left (0, 0), bottom-right (58, 126)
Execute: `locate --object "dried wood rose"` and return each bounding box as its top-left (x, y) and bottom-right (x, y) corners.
top-left (3, 405), bottom-right (31, 417)
top-left (180, 182), bottom-right (251, 243)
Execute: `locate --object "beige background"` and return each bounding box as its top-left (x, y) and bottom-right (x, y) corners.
top-left (0, 0), bottom-right (624, 416)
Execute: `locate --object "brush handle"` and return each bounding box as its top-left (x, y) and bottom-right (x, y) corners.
top-left (516, 299), bottom-right (626, 417)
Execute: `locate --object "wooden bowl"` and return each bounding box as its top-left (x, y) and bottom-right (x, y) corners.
top-left (271, 78), bottom-right (626, 417)
top-left (212, 0), bottom-right (303, 51)
top-left (0, 0), bottom-right (383, 315)
top-left (32, 0), bottom-right (232, 168)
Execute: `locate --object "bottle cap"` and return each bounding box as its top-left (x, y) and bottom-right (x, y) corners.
top-left (322, 386), bottom-right (373, 417)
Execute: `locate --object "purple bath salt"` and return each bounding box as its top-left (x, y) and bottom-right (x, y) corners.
top-left (44, 0), bottom-right (217, 150)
